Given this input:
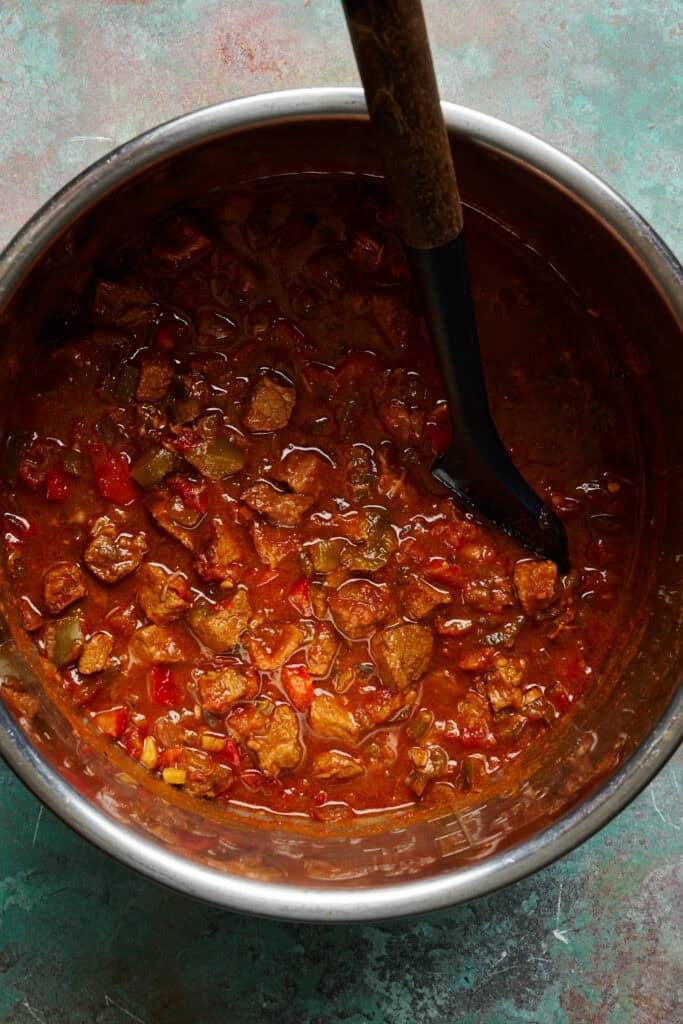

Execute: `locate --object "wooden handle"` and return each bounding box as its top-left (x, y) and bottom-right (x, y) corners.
top-left (342, 0), bottom-right (464, 249)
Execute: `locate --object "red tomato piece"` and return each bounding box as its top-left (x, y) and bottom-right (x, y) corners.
top-left (425, 405), bottom-right (452, 455)
top-left (459, 721), bottom-right (492, 749)
top-left (155, 323), bottom-right (177, 351)
top-left (288, 577), bottom-right (313, 616)
top-left (282, 665), bottom-right (314, 710)
top-left (123, 724), bottom-right (144, 759)
top-left (149, 666), bottom-right (180, 707)
top-left (423, 558), bottom-right (464, 586)
top-left (336, 350), bottom-right (378, 384)
top-left (167, 474), bottom-right (209, 513)
top-left (93, 707), bottom-right (128, 739)
top-left (221, 737), bottom-right (242, 771)
top-left (45, 468), bottom-right (70, 502)
top-left (88, 443), bottom-right (137, 505)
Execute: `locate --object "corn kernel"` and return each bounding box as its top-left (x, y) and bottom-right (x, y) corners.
top-left (140, 736), bottom-right (158, 770)
top-left (162, 767), bottom-right (187, 786)
top-left (607, 481), bottom-right (621, 493)
top-left (201, 733), bottom-right (226, 752)
top-left (193, 703), bottom-right (202, 720)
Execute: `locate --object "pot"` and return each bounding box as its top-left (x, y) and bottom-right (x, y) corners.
top-left (0, 89), bottom-right (681, 921)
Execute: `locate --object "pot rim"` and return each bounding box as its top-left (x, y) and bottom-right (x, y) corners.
top-left (0, 88), bottom-right (681, 922)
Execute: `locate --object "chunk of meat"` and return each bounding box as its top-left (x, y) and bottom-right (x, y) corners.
top-left (251, 521), bottom-right (297, 567)
top-left (328, 581), bottom-right (394, 640)
top-left (198, 665), bottom-right (258, 714)
top-left (356, 686), bottom-right (404, 729)
top-left (309, 693), bottom-right (360, 742)
top-left (84, 516), bottom-right (148, 583)
top-left (484, 654), bottom-right (527, 712)
top-left (177, 748), bottom-right (233, 799)
top-left (247, 623), bottom-right (304, 671)
top-left (343, 444), bottom-right (377, 502)
top-left (247, 704), bottom-right (302, 777)
top-left (135, 357), bottom-right (174, 403)
top-left (361, 292), bottom-right (414, 348)
top-left (513, 560), bottom-right (558, 614)
top-left (137, 563), bottom-right (192, 625)
top-left (188, 590), bottom-right (252, 653)
top-left (152, 216), bottom-right (212, 267)
top-left (195, 519), bottom-right (243, 583)
top-left (371, 624), bottom-right (434, 691)
top-left (406, 744), bottom-right (448, 797)
top-left (0, 680), bottom-right (40, 721)
top-left (148, 492), bottom-right (200, 550)
top-left (375, 370), bottom-right (427, 443)
top-left (463, 576), bottom-right (515, 614)
top-left (312, 750), bottom-right (364, 781)
top-left (270, 450), bottom-right (329, 495)
top-left (43, 562), bottom-right (86, 614)
top-left (130, 624), bottom-right (196, 663)
top-left (243, 376), bottom-right (296, 432)
top-left (241, 482), bottom-right (314, 527)
top-left (78, 632), bottom-right (114, 675)
top-left (349, 232), bottom-right (384, 272)
top-left (402, 577), bottom-right (451, 620)
top-left (307, 622), bottom-right (339, 677)
top-left (93, 279), bottom-right (155, 326)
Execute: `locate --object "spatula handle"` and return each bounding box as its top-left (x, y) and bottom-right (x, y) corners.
top-left (341, 0), bottom-right (463, 249)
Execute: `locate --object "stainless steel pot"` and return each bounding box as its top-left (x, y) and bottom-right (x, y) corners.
top-left (0, 89), bottom-right (681, 921)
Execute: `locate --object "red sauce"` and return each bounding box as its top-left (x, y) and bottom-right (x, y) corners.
top-left (0, 175), bottom-right (643, 822)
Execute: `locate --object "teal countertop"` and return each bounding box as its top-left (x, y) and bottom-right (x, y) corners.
top-left (1, 3), bottom-right (681, 1022)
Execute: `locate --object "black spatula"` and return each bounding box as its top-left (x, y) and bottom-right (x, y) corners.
top-left (342, 0), bottom-right (569, 571)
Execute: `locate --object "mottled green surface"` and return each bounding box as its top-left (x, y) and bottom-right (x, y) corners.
top-left (0, 1), bottom-right (681, 1022)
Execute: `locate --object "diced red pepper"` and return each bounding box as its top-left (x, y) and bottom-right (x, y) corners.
top-left (123, 724), bottom-right (144, 759)
top-left (282, 664), bottom-right (314, 710)
top-left (88, 443), bottom-right (137, 505)
top-left (425, 405), bottom-right (452, 455)
top-left (459, 721), bottom-right (492, 749)
top-left (93, 706), bottom-right (128, 739)
top-left (149, 665), bottom-right (180, 707)
top-left (239, 769), bottom-right (262, 790)
top-left (45, 468), bottom-right (70, 502)
top-left (423, 558), bottom-right (464, 586)
top-left (288, 576), bottom-right (313, 616)
top-left (221, 737), bottom-right (242, 771)
top-left (167, 474), bottom-right (209, 513)
top-left (155, 323), bottom-right (177, 352)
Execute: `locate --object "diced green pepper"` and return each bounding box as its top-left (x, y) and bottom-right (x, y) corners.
top-left (2, 432), bottom-right (29, 482)
top-left (462, 755), bottom-right (485, 790)
top-left (171, 397), bottom-right (201, 425)
top-left (130, 446), bottom-right (181, 488)
top-left (95, 415), bottom-right (119, 446)
top-left (184, 437), bottom-right (245, 480)
top-left (310, 538), bottom-right (345, 573)
top-left (62, 449), bottom-right (85, 477)
top-left (253, 697), bottom-right (275, 717)
top-left (480, 616), bottom-right (525, 649)
top-left (407, 708), bottom-right (434, 740)
top-left (116, 364), bottom-right (139, 400)
top-left (51, 616), bottom-right (84, 668)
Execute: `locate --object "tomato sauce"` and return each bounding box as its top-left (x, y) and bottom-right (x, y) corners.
top-left (0, 175), bottom-right (643, 821)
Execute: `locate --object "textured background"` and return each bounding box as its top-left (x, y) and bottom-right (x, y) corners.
top-left (0, 2), bottom-right (681, 1022)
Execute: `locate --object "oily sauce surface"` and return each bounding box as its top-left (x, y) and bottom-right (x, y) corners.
top-left (0, 176), bottom-right (642, 821)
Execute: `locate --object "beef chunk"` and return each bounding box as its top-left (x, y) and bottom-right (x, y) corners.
top-left (312, 750), bottom-right (364, 781)
top-left (242, 482), bottom-right (314, 527)
top-left (361, 292), bottom-right (414, 348)
top-left (513, 559), bottom-right (558, 614)
top-left (93, 280), bottom-right (155, 326)
top-left (43, 562), bottom-right (86, 614)
top-left (457, 690), bottom-right (495, 748)
top-left (307, 622), bottom-right (339, 677)
top-left (247, 623), bottom-right (304, 671)
top-left (188, 590), bottom-right (252, 652)
top-left (349, 232), bottom-right (384, 272)
top-left (247, 704), bottom-right (302, 777)
top-left (195, 519), bottom-right (243, 583)
top-left (84, 515), bottom-right (148, 583)
top-left (198, 665), bottom-right (258, 714)
top-left (135, 357), bottom-right (174, 403)
top-left (484, 654), bottom-right (527, 712)
top-left (309, 693), bottom-right (360, 742)
top-left (371, 623), bottom-right (433, 691)
top-left (251, 521), bottom-right (297, 567)
top-left (343, 444), bottom-right (377, 502)
top-left (151, 215), bottom-right (212, 267)
top-left (406, 743), bottom-right (448, 797)
top-left (148, 492), bottom-right (200, 550)
top-left (176, 748), bottom-right (233, 799)
top-left (243, 377), bottom-right (296, 432)
top-left (137, 563), bottom-right (192, 625)
top-left (328, 580), bottom-right (394, 640)
top-left (130, 624), bottom-right (195, 663)
top-left (375, 369), bottom-right (427, 443)
top-left (0, 680), bottom-right (40, 721)
top-left (402, 577), bottom-right (451, 620)
top-left (78, 632), bottom-right (114, 675)
top-left (270, 450), bottom-right (329, 495)
top-left (463, 576), bottom-right (515, 614)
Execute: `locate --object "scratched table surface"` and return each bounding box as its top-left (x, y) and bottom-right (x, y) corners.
top-left (0, 2), bottom-right (681, 1022)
